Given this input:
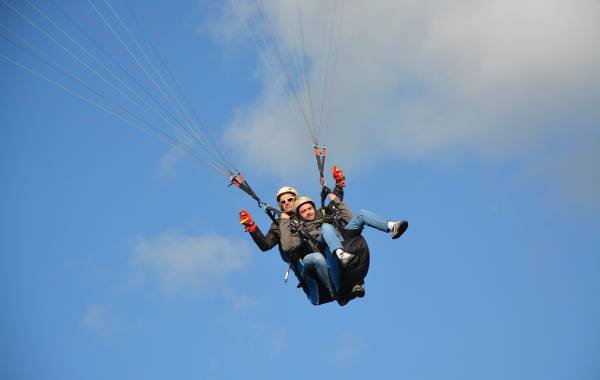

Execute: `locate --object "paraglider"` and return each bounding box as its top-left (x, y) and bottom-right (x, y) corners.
top-left (238, 166), bottom-right (409, 306)
top-left (286, 191), bottom-right (408, 305)
top-left (0, 0), bottom-right (409, 307)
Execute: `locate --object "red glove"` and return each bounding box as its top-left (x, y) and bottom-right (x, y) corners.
top-left (239, 209), bottom-right (257, 232)
top-left (332, 165), bottom-right (346, 187)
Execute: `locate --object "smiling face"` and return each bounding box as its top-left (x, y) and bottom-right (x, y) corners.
top-left (278, 192), bottom-right (296, 213)
top-left (298, 202), bottom-right (316, 221)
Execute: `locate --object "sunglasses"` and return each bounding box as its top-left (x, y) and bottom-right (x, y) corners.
top-left (279, 197), bottom-right (295, 205)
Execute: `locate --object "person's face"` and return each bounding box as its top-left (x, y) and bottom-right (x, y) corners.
top-left (278, 192), bottom-right (296, 213)
top-left (298, 202), bottom-right (316, 221)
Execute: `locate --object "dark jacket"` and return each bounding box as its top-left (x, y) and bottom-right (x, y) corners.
top-left (249, 222), bottom-right (279, 251)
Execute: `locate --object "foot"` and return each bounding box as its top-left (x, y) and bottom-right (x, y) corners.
top-left (337, 284), bottom-right (366, 306)
top-left (351, 284), bottom-right (365, 298)
top-left (390, 220), bottom-right (408, 239)
top-left (335, 249), bottom-right (355, 267)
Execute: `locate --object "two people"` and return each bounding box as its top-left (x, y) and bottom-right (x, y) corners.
top-left (239, 167), bottom-right (408, 306)
top-left (283, 193), bottom-right (408, 305)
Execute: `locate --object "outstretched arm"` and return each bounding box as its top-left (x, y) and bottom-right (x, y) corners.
top-left (249, 223), bottom-right (281, 252)
top-left (332, 165), bottom-right (346, 201)
top-left (239, 209), bottom-right (280, 252)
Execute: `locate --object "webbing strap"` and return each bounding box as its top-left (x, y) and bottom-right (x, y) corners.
top-left (229, 173), bottom-right (280, 223)
top-left (313, 144), bottom-right (331, 208)
top-left (313, 144), bottom-right (327, 185)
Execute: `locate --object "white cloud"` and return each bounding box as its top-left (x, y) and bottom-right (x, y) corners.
top-left (222, 288), bottom-right (260, 311)
top-left (270, 328), bottom-right (286, 360)
top-left (132, 230), bottom-right (251, 293)
top-left (524, 136), bottom-right (600, 208)
top-left (81, 304), bottom-right (116, 333)
top-left (331, 333), bottom-right (364, 364)
top-left (217, 0), bottom-right (600, 206)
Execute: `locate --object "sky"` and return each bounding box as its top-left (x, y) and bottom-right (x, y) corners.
top-left (1, 1), bottom-right (599, 379)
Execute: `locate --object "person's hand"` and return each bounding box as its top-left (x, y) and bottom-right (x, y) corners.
top-left (239, 209), bottom-right (257, 232)
top-left (332, 165), bottom-right (346, 187)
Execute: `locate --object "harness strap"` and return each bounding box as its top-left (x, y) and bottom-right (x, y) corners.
top-left (313, 144), bottom-right (327, 185)
top-left (229, 173), bottom-right (280, 223)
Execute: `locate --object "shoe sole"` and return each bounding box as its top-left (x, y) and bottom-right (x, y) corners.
top-left (351, 285), bottom-right (365, 298)
top-left (392, 221), bottom-right (408, 239)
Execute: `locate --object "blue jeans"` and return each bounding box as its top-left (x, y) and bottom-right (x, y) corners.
top-left (300, 252), bottom-right (335, 305)
top-left (318, 223), bottom-right (342, 294)
top-left (344, 209), bottom-right (389, 232)
top-left (319, 211), bottom-right (388, 291)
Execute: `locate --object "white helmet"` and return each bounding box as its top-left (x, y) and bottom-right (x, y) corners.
top-left (276, 186), bottom-right (298, 201)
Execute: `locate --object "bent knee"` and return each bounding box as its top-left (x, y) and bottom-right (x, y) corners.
top-left (304, 252), bottom-right (326, 265)
top-left (321, 223), bottom-right (335, 233)
top-left (357, 209), bottom-right (369, 217)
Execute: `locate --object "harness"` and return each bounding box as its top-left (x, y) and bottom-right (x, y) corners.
top-left (292, 205), bottom-right (346, 246)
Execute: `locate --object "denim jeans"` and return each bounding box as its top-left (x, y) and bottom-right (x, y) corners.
top-left (344, 209), bottom-right (389, 232)
top-left (318, 223), bottom-right (342, 293)
top-left (319, 211), bottom-right (388, 293)
top-left (301, 252), bottom-right (335, 305)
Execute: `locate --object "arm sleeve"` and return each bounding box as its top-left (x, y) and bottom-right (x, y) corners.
top-left (336, 201), bottom-right (353, 223)
top-left (333, 185), bottom-right (344, 201)
top-left (248, 222), bottom-right (280, 252)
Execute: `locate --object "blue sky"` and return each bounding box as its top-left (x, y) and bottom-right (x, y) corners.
top-left (1, 1), bottom-right (599, 379)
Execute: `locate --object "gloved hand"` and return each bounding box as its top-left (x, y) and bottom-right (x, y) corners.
top-left (239, 209), bottom-right (257, 232)
top-left (332, 165), bottom-right (346, 187)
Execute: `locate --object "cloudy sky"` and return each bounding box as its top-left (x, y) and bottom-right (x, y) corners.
top-left (1, 1), bottom-right (599, 379)
top-left (222, 0), bottom-right (600, 205)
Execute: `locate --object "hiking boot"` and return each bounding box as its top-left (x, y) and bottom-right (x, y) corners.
top-left (337, 284), bottom-right (365, 306)
top-left (391, 220), bottom-right (408, 239)
top-left (335, 249), bottom-right (355, 267)
top-left (351, 284), bottom-right (366, 298)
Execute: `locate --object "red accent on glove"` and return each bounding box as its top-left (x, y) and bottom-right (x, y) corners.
top-left (332, 165), bottom-right (346, 187)
top-left (239, 209), bottom-right (257, 232)
top-left (332, 165), bottom-right (344, 180)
